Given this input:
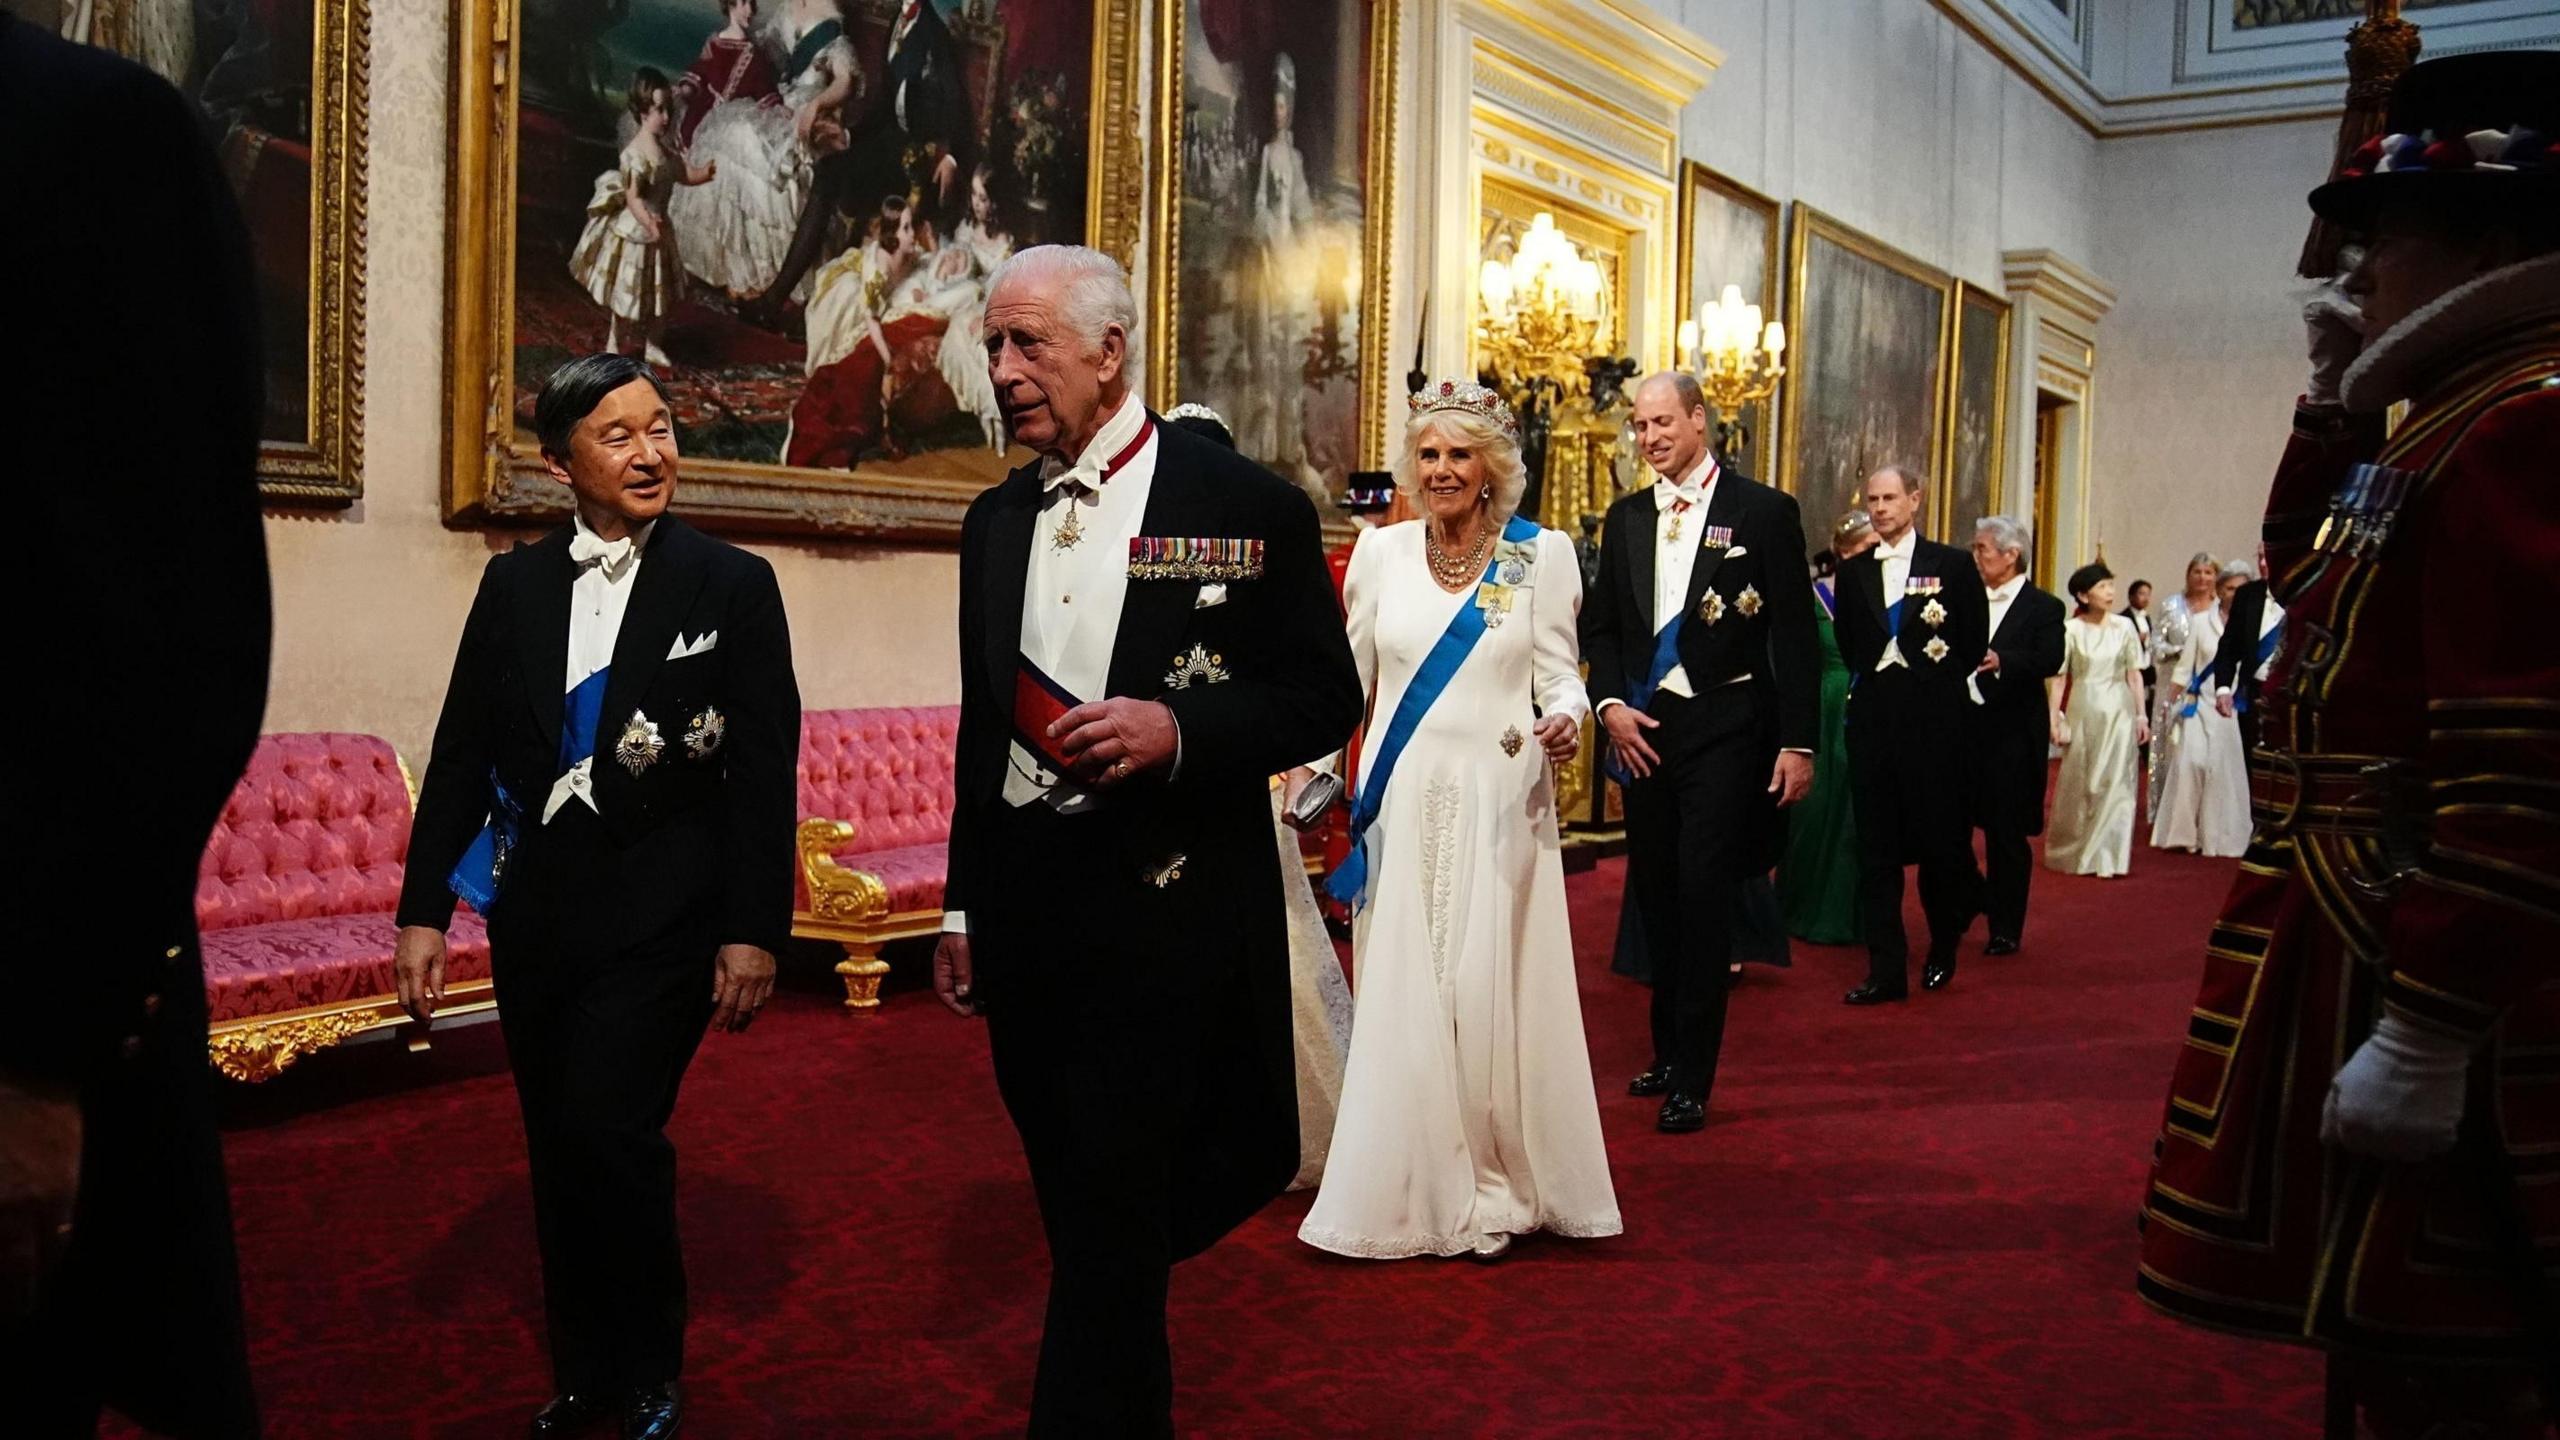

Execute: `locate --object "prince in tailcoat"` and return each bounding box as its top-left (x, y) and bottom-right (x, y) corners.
top-left (934, 247), bottom-right (1359, 1437)
top-left (393, 355), bottom-right (800, 1439)
top-left (2138, 53), bottom-right (2560, 1436)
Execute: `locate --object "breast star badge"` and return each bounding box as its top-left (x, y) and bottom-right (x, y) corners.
top-left (1736, 585), bottom-right (1763, 618)
top-left (1923, 636), bottom-right (1951, 664)
top-left (682, 706), bottom-right (726, 759)
top-left (1163, 644), bottom-right (1229, 690)
top-left (1920, 597), bottom-right (1948, 629)
top-left (1699, 589), bottom-right (1727, 625)
top-left (615, 710), bottom-right (665, 776)
top-left (1500, 725), bottom-right (1525, 757)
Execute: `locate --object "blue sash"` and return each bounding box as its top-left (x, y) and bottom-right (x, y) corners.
top-left (1600, 618), bottom-right (1683, 785)
top-left (1325, 515), bottom-right (1540, 912)
top-left (447, 666), bottom-right (611, 911)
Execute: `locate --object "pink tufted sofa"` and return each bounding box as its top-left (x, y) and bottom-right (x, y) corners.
top-left (195, 733), bottom-right (498, 1080)
top-left (794, 706), bottom-right (962, 1011)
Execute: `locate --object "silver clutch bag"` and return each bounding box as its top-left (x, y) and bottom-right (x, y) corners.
top-left (1283, 770), bottom-right (1344, 831)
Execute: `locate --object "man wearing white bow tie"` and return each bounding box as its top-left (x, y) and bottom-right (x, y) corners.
top-left (392, 354), bottom-right (801, 1440)
top-left (1582, 373), bottom-right (1819, 1133)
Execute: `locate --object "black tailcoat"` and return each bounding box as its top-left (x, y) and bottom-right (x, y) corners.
top-left (395, 515), bottom-right (800, 1395)
top-left (1971, 582), bottom-right (2067, 837)
top-left (950, 417), bottom-right (1359, 1433)
top-left (4, 17), bottom-right (269, 1435)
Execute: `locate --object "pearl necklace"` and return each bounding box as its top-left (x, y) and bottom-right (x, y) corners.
top-left (1425, 518), bottom-right (1495, 590)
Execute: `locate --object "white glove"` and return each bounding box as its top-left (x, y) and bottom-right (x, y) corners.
top-left (2303, 272), bottom-right (2366, 409)
top-left (2321, 1012), bottom-right (2473, 1162)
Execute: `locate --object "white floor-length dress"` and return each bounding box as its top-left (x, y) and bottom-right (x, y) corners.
top-left (1300, 520), bottom-right (1622, 1259)
top-left (2151, 604), bottom-right (2252, 856)
top-left (1274, 786), bottom-right (1354, 1191)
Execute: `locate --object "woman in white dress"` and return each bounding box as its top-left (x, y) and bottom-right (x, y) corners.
top-left (2146, 553), bottom-right (2221, 817)
top-left (2044, 563), bottom-right (2149, 877)
top-left (667, 0), bottom-right (856, 304)
top-left (2152, 560), bottom-right (2253, 856)
top-left (1164, 402), bottom-right (1354, 1191)
top-left (1300, 381), bottom-right (1621, 1261)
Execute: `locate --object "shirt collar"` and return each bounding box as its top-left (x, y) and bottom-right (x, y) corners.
top-left (1987, 575), bottom-right (2025, 604)
top-left (1040, 392), bottom-right (1145, 489)
top-left (1653, 453), bottom-right (1719, 509)
top-left (569, 512), bottom-right (655, 578)
top-left (1875, 530), bottom-right (1915, 561)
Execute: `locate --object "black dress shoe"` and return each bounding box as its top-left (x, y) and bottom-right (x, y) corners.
top-left (530, 1394), bottom-right (608, 1438)
top-left (1656, 1094), bottom-right (1707, 1132)
top-left (623, 1383), bottom-right (682, 1440)
top-left (1923, 958), bottom-right (1957, 991)
top-left (1843, 982), bottom-right (1906, 1006)
top-left (1984, 936), bottom-right (2020, 957)
top-left (1628, 1063), bottom-right (1675, 1097)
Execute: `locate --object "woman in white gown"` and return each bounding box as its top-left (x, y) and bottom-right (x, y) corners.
top-left (666, 0), bottom-right (856, 303)
top-left (2152, 560), bottom-right (2253, 856)
top-left (1163, 402), bottom-right (1354, 1191)
top-left (2044, 564), bottom-right (2149, 877)
top-left (2146, 553), bottom-right (2221, 817)
top-left (1300, 381), bottom-right (1621, 1261)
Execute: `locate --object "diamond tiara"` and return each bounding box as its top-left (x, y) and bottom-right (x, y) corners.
top-left (1407, 379), bottom-right (1520, 439)
top-left (1164, 401), bottom-right (1228, 428)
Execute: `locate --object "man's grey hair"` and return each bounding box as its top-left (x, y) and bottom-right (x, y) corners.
top-left (984, 244), bottom-right (1136, 349)
top-left (1637, 370), bottom-right (1709, 419)
top-left (1974, 514), bottom-right (2031, 559)
top-left (2218, 560), bottom-right (2255, 584)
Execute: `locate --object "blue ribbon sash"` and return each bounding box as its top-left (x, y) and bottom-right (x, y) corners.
top-left (1326, 515), bottom-right (1540, 912)
top-left (448, 773), bottom-right (523, 913)
top-left (1601, 617), bottom-right (1684, 785)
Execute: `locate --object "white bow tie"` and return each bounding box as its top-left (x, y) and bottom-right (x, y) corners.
top-left (1654, 480), bottom-right (1703, 512)
top-left (569, 530), bottom-right (637, 576)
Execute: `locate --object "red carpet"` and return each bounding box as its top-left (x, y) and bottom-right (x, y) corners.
top-left (162, 847), bottom-right (2320, 1438)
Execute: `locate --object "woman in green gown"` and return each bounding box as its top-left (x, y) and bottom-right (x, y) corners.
top-left (1779, 511), bottom-right (1874, 944)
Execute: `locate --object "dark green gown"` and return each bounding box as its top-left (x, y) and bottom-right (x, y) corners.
top-left (1779, 583), bottom-right (1862, 943)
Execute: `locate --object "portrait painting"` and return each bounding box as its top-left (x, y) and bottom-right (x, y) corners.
top-left (1781, 207), bottom-right (1950, 529)
top-left (1676, 161), bottom-right (1781, 485)
top-left (450, 0), bottom-right (1149, 537)
top-left (66, 0), bottom-right (368, 501)
top-left (1164, 0), bottom-right (1394, 512)
top-left (1942, 280), bottom-right (2011, 540)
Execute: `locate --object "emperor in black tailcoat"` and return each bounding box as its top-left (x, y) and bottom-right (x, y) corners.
top-left (1583, 375), bottom-right (1819, 1126)
top-left (395, 361), bottom-right (800, 1432)
top-left (1834, 471), bottom-right (1990, 999)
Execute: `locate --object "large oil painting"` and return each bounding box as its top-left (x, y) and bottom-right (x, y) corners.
top-left (449, 0), bottom-right (1149, 537)
top-left (1941, 280), bottom-right (2011, 540)
top-left (66, 0), bottom-right (368, 501)
top-left (1676, 161), bottom-right (1781, 486)
top-left (1781, 207), bottom-right (1950, 530)
top-left (1164, 0), bottom-right (1395, 512)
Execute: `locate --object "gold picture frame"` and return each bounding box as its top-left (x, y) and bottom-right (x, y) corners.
top-left (443, 0), bottom-right (1155, 540)
top-left (72, 0), bottom-right (369, 503)
top-left (1148, 0), bottom-right (1400, 497)
top-left (1674, 160), bottom-right (1782, 486)
top-left (1938, 279), bottom-right (2012, 542)
top-left (1781, 206), bottom-right (1951, 525)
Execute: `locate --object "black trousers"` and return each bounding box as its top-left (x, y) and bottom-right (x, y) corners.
top-left (1980, 814), bottom-right (2033, 944)
top-left (492, 931), bottom-right (715, 1395)
top-left (987, 969), bottom-right (1200, 1440)
top-left (7, 953), bottom-right (258, 1440)
top-left (1623, 688), bottom-right (1771, 1101)
top-left (1850, 730), bottom-right (1980, 989)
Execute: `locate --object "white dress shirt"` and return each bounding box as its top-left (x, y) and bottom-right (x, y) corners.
top-left (946, 394), bottom-right (1157, 937)
top-left (1871, 529), bottom-right (1918, 673)
top-left (1596, 454), bottom-right (1717, 715)
top-left (543, 514), bottom-right (654, 823)
top-left (1969, 574), bottom-right (2025, 705)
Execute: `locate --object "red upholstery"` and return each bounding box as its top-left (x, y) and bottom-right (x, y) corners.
top-left (796, 707), bottom-right (960, 914)
top-left (197, 733), bottom-right (446, 1021)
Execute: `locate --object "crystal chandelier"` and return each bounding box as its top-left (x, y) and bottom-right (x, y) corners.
top-left (1678, 283), bottom-right (1786, 415)
top-left (1476, 213), bottom-right (1606, 395)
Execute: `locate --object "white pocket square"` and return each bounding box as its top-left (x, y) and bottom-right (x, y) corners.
top-left (667, 630), bottom-right (719, 661)
top-left (1194, 583), bottom-right (1228, 609)
top-left (1725, 545), bottom-right (1750, 560)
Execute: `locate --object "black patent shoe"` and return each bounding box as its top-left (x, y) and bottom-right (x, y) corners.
top-left (1656, 1094), bottom-right (1707, 1132)
top-left (1984, 936), bottom-right (2020, 957)
top-left (530, 1394), bottom-right (609, 1438)
top-left (1628, 1063), bottom-right (1675, 1097)
top-left (1922, 958), bottom-right (1957, 991)
top-left (623, 1383), bottom-right (682, 1440)
top-left (1842, 982), bottom-right (1907, 1006)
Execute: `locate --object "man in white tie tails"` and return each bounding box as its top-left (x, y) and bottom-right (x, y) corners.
top-left (932, 246), bottom-right (1359, 1436)
top-left (1581, 373), bottom-right (1818, 1132)
top-left (391, 354), bottom-right (802, 1440)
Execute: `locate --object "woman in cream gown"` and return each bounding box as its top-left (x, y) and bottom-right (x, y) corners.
top-left (2045, 564), bottom-right (2149, 877)
top-left (2146, 553), bottom-right (2221, 816)
top-left (2151, 563), bottom-right (2252, 856)
top-left (1301, 383), bottom-right (1620, 1261)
